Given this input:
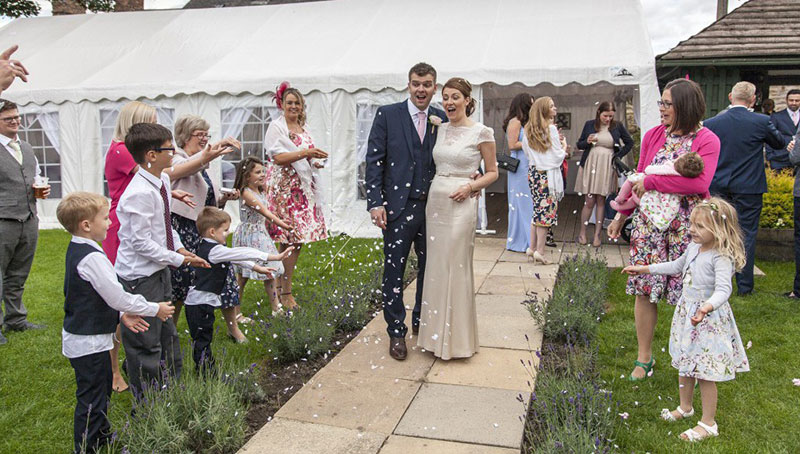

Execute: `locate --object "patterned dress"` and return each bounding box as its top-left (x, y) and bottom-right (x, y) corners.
top-left (627, 132), bottom-right (702, 305)
top-left (650, 243), bottom-right (749, 381)
top-left (171, 170), bottom-right (240, 308)
top-left (265, 131), bottom-right (328, 244)
top-left (528, 169), bottom-right (558, 227)
top-left (232, 189), bottom-right (284, 280)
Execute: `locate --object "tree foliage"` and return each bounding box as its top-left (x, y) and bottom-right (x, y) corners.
top-left (1, 0), bottom-right (115, 18)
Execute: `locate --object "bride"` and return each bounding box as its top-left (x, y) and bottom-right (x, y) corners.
top-left (417, 77), bottom-right (498, 360)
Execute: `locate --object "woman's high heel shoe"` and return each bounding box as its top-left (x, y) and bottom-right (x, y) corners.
top-left (526, 248), bottom-right (550, 264)
top-left (533, 251), bottom-right (550, 265)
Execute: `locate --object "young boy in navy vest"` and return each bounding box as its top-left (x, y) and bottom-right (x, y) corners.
top-left (186, 207), bottom-right (292, 373)
top-left (115, 123), bottom-right (210, 396)
top-left (56, 192), bottom-right (175, 454)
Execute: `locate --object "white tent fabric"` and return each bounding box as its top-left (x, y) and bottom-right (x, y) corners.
top-left (0, 0), bottom-right (660, 234)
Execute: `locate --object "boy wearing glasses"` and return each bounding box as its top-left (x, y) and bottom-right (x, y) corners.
top-left (0, 99), bottom-right (46, 346)
top-left (115, 123), bottom-right (209, 396)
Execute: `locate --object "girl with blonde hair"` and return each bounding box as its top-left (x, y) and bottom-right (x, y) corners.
top-left (623, 197), bottom-right (749, 442)
top-left (522, 96), bottom-right (568, 264)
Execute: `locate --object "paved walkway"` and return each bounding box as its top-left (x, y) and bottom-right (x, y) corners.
top-left (238, 238), bottom-right (654, 453)
top-left (239, 236), bottom-right (759, 453)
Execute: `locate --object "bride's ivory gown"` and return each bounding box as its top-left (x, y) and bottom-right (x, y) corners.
top-left (417, 122), bottom-right (494, 360)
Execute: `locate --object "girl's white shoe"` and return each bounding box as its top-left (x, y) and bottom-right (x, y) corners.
top-left (660, 406), bottom-right (694, 422)
top-left (680, 421), bottom-right (719, 442)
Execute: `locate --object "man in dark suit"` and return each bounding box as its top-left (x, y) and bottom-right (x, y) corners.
top-left (366, 62), bottom-right (447, 360)
top-left (704, 82), bottom-right (791, 296)
top-left (0, 99), bottom-right (47, 346)
top-left (766, 89), bottom-right (800, 170)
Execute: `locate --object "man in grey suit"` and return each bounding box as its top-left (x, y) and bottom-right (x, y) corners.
top-left (0, 99), bottom-right (46, 345)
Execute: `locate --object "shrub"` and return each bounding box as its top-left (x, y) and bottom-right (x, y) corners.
top-left (761, 169), bottom-right (794, 229)
top-left (105, 358), bottom-right (258, 454)
top-left (255, 304), bottom-right (335, 365)
top-left (529, 251), bottom-right (608, 343)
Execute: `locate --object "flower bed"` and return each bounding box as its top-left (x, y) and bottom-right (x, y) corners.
top-left (102, 236), bottom-right (415, 454)
top-left (523, 252), bottom-right (622, 453)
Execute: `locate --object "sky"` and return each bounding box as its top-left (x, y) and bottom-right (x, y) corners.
top-left (1, 0), bottom-right (751, 56)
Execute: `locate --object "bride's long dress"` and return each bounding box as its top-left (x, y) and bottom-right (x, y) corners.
top-left (417, 122), bottom-right (494, 359)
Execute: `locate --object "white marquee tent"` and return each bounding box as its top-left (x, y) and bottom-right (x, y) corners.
top-left (0, 0), bottom-right (660, 235)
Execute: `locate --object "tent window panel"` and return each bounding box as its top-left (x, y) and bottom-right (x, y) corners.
top-left (100, 106), bottom-right (175, 196)
top-left (355, 103), bottom-right (379, 200)
top-left (220, 106), bottom-right (272, 188)
top-left (19, 113), bottom-right (62, 198)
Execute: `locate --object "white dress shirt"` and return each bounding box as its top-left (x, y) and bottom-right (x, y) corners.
top-left (0, 133), bottom-right (41, 174)
top-left (407, 99), bottom-right (430, 129)
top-left (789, 108), bottom-right (799, 126)
top-left (115, 170), bottom-right (185, 280)
top-left (184, 239), bottom-right (272, 307)
top-left (62, 236), bottom-right (160, 359)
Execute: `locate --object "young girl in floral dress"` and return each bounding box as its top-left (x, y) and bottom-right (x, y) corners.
top-left (233, 156), bottom-right (294, 318)
top-left (623, 197), bottom-right (749, 442)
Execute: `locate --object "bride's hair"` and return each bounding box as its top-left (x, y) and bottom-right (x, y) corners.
top-left (525, 97), bottom-right (554, 153)
top-left (443, 77), bottom-right (476, 117)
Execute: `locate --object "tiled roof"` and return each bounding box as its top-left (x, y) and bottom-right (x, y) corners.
top-left (658, 0), bottom-right (800, 61)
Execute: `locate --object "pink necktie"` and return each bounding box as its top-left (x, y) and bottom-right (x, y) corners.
top-left (416, 111), bottom-right (426, 143)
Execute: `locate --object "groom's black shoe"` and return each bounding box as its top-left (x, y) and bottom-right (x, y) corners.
top-left (389, 337), bottom-right (407, 361)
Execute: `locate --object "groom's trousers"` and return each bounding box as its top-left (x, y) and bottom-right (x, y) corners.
top-left (382, 199), bottom-right (427, 338)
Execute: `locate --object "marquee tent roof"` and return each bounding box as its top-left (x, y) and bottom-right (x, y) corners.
top-left (0, 0), bottom-right (660, 127)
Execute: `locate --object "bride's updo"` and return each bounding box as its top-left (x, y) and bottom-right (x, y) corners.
top-left (443, 77), bottom-right (476, 117)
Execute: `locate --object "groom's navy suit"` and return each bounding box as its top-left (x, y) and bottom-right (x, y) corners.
top-left (366, 100), bottom-right (446, 338)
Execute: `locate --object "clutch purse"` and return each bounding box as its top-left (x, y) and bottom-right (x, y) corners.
top-left (497, 153), bottom-right (520, 173)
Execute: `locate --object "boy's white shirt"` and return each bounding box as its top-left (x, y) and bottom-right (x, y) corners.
top-left (115, 170), bottom-right (185, 280)
top-left (183, 238), bottom-right (272, 307)
top-left (62, 236), bottom-right (160, 359)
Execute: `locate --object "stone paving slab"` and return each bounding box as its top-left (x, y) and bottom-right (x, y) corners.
top-left (275, 369), bottom-right (421, 434)
top-left (475, 294), bottom-right (530, 319)
top-left (394, 383), bottom-right (530, 448)
top-left (327, 330), bottom-right (435, 381)
top-left (378, 435), bottom-right (519, 454)
top-left (478, 275), bottom-right (551, 296)
top-left (478, 314), bottom-right (542, 351)
top-left (473, 245), bottom-right (505, 262)
top-left (426, 347), bottom-right (535, 391)
top-left (473, 259), bottom-right (496, 275)
top-left (239, 418), bottom-right (386, 454)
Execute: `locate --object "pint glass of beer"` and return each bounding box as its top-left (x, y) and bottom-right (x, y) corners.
top-left (33, 175), bottom-right (49, 199)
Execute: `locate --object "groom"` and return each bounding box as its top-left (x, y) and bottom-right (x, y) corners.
top-left (366, 62), bottom-right (447, 360)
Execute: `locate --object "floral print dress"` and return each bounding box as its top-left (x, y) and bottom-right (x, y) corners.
top-left (528, 169), bottom-right (558, 227)
top-left (650, 243), bottom-right (749, 381)
top-left (626, 132), bottom-right (702, 305)
top-left (265, 131), bottom-right (328, 244)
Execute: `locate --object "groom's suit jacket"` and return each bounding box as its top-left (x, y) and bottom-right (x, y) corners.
top-left (365, 100), bottom-right (447, 221)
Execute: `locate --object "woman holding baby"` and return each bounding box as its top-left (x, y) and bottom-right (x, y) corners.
top-left (607, 78), bottom-right (720, 381)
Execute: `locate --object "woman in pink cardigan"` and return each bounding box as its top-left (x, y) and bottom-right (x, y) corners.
top-left (608, 79), bottom-right (720, 381)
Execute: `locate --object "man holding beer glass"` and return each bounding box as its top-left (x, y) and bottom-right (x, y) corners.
top-left (0, 99), bottom-right (47, 346)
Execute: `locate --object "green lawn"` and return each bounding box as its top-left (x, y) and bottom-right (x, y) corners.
top-left (599, 262), bottom-right (800, 453)
top-left (0, 230), bottom-right (383, 454)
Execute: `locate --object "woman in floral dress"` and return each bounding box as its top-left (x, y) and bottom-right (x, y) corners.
top-left (608, 78), bottom-right (720, 381)
top-left (264, 83), bottom-right (329, 309)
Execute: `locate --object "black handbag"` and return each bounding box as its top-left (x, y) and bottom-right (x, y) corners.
top-left (497, 153), bottom-right (520, 173)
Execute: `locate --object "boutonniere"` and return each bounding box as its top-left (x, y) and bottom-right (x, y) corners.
top-left (428, 114), bottom-right (442, 135)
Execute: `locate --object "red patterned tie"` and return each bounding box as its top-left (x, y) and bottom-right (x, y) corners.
top-left (160, 183), bottom-right (175, 251)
